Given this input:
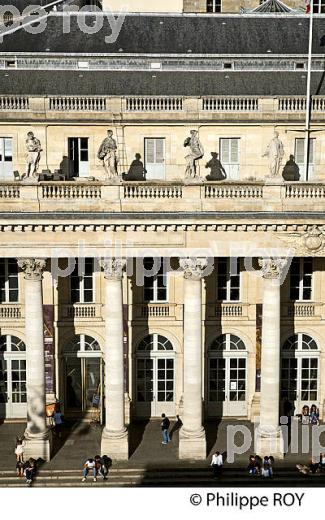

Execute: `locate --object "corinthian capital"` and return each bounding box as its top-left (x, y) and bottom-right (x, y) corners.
top-left (258, 257), bottom-right (288, 280)
top-left (179, 257), bottom-right (208, 280)
top-left (17, 258), bottom-right (46, 280)
top-left (100, 258), bottom-right (126, 280)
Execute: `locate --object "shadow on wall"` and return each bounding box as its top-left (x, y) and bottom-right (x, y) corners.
top-left (205, 152), bottom-right (227, 181)
top-left (122, 153), bottom-right (147, 181)
top-left (282, 155), bottom-right (300, 181)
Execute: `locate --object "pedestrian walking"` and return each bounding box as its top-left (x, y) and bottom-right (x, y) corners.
top-left (82, 458), bottom-right (97, 482)
top-left (14, 436), bottom-right (25, 463)
top-left (211, 451), bottom-right (223, 479)
top-left (161, 413), bottom-right (170, 444)
top-left (53, 409), bottom-right (63, 437)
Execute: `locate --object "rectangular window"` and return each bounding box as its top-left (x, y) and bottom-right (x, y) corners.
top-left (0, 259), bottom-right (19, 303)
top-left (219, 138), bottom-right (240, 180)
top-left (313, 0), bottom-right (325, 13)
top-left (144, 138), bottom-right (165, 180)
top-left (295, 138), bottom-right (315, 180)
top-left (143, 258), bottom-right (168, 303)
top-left (68, 137), bottom-right (89, 178)
top-left (0, 138), bottom-right (13, 180)
top-left (207, 0), bottom-right (221, 12)
top-left (289, 258), bottom-right (312, 301)
top-left (217, 258), bottom-right (240, 302)
top-left (70, 258), bottom-right (94, 304)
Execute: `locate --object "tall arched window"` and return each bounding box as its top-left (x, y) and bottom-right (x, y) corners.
top-left (63, 334), bottom-right (102, 417)
top-left (281, 333), bottom-right (319, 411)
top-left (208, 334), bottom-right (247, 417)
top-left (136, 333), bottom-right (175, 418)
top-left (0, 335), bottom-right (26, 419)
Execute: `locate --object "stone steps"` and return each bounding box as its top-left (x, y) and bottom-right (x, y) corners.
top-left (1, 467), bottom-right (325, 487)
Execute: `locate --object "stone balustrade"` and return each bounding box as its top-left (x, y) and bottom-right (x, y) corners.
top-left (1, 95), bottom-right (325, 119)
top-left (202, 97), bottom-right (259, 111)
top-left (132, 303), bottom-right (181, 321)
top-left (126, 97), bottom-right (183, 111)
top-left (60, 303), bottom-right (102, 320)
top-left (0, 180), bottom-right (325, 213)
top-left (49, 96), bottom-right (107, 111)
top-left (0, 304), bottom-right (22, 319)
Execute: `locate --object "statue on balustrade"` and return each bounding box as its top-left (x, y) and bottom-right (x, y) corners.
top-left (184, 130), bottom-right (204, 179)
top-left (98, 129), bottom-right (119, 180)
top-left (22, 131), bottom-right (42, 180)
top-left (262, 131), bottom-right (284, 178)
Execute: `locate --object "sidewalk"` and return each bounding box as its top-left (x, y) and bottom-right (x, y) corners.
top-left (0, 418), bottom-right (320, 472)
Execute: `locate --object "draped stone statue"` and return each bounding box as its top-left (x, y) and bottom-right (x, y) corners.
top-left (184, 130), bottom-right (204, 179)
top-left (23, 132), bottom-right (42, 179)
top-left (262, 131), bottom-right (284, 178)
top-left (98, 129), bottom-right (119, 179)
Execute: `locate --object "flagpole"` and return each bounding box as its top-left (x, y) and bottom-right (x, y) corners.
top-left (304, 0), bottom-right (313, 181)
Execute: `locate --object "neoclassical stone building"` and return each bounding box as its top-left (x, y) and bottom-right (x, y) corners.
top-left (0, 6), bottom-right (324, 460)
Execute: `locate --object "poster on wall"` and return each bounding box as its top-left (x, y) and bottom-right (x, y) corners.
top-left (43, 304), bottom-right (55, 395)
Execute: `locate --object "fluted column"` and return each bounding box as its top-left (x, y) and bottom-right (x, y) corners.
top-left (256, 257), bottom-right (288, 459)
top-left (17, 258), bottom-right (51, 461)
top-left (100, 258), bottom-right (128, 460)
top-left (179, 257), bottom-right (207, 460)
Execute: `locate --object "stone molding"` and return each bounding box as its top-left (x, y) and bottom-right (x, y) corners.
top-left (179, 257), bottom-right (208, 280)
top-left (17, 258), bottom-right (46, 280)
top-left (100, 258), bottom-right (126, 280)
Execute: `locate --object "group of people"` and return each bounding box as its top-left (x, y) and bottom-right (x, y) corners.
top-left (247, 454), bottom-right (274, 478)
top-left (300, 404), bottom-right (319, 425)
top-left (297, 453), bottom-right (325, 475)
top-left (15, 437), bottom-right (37, 486)
top-left (82, 455), bottom-right (111, 482)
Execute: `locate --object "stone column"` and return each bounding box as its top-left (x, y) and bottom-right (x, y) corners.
top-left (179, 257), bottom-right (207, 459)
top-left (100, 258), bottom-right (128, 460)
top-left (17, 258), bottom-right (51, 461)
top-left (256, 257), bottom-right (288, 459)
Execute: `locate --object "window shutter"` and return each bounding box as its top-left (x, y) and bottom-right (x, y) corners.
top-left (145, 139), bottom-right (155, 164)
top-left (155, 139), bottom-right (164, 163)
top-left (220, 139), bottom-right (230, 164)
top-left (230, 139), bottom-right (239, 164)
top-left (295, 139), bottom-right (304, 165)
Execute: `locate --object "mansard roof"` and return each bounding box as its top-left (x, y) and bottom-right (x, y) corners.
top-left (0, 13), bottom-right (325, 55)
top-left (0, 70), bottom-right (324, 96)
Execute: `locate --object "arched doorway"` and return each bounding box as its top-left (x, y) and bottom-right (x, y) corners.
top-left (63, 334), bottom-right (103, 420)
top-left (0, 335), bottom-right (26, 418)
top-left (207, 334), bottom-right (247, 417)
top-left (281, 333), bottom-right (319, 414)
top-left (135, 334), bottom-right (175, 417)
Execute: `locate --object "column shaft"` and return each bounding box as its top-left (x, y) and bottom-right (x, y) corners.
top-left (183, 277), bottom-right (203, 433)
top-left (104, 277), bottom-right (125, 433)
top-left (260, 279), bottom-right (281, 429)
top-left (25, 277), bottom-right (47, 435)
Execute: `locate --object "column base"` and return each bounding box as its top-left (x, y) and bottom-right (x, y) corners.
top-left (179, 428), bottom-right (206, 460)
top-left (23, 431), bottom-right (52, 461)
top-left (255, 425), bottom-right (284, 459)
top-left (101, 428), bottom-right (129, 461)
